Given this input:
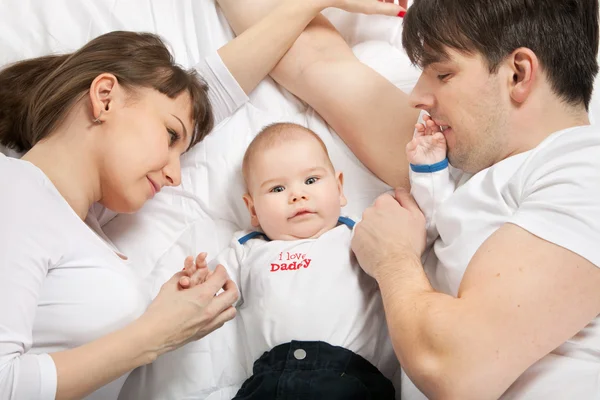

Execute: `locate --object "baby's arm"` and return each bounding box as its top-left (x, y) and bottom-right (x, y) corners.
top-left (407, 115), bottom-right (455, 247)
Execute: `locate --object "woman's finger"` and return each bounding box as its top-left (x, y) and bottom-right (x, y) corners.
top-left (193, 264), bottom-right (230, 296)
top-left (195, 306), bottom-right (237, 340)
top-left (183, 256), bottom-right (194, 273)
top-left (179, 276), bottom-right (192, 289)
top-left (206, 279), bottom-right (239, 316)
top-left (342, 0), bottom-right (403, 17)
top-left (189, 264), bottom-right (210, 286)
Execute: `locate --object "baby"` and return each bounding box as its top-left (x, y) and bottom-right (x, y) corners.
top-left (179, 118), bottom-right (451, 399)
top-left (209, 122), bottom-right (397, 399)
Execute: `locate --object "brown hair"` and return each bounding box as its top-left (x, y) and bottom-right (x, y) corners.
top-left (0, 31), bottom-right (214, 152)
top-left (403, 0), bottom-right (599, 110)
top-left (242, 122), bottom-right (333, 186)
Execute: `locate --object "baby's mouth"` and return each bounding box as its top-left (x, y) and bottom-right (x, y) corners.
top-left (290, 209), bottom-right (314, 219)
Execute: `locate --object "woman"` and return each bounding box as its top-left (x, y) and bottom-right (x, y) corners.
top-left (0, 1), bottom-right (404, 399)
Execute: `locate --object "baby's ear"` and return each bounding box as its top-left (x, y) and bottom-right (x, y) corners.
top-left (243, 193), bottom-right (260, 227)
top-left (336, 171), bottom-right (348, 207)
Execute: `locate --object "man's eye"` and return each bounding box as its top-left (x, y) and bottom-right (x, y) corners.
top-left (305, 177), bottom-right (318, 185)
top-left (270, 186), bottom-right (285, 193)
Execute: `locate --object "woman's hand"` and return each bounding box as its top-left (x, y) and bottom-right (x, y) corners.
top-left (311, 0), bottom-right (405, 16)
top-left (140, 265), bottom-right (238, 357)
top-left (352, 188), bottom-right (426, 279)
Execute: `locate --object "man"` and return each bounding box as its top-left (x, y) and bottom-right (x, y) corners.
top-left (352, 0), bottom-right (600, 398)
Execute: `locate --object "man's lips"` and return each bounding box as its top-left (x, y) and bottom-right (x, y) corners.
top-left (432, 118), bottom-right (451, 132)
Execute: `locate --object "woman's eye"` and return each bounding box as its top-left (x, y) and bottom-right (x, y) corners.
top-left (437, 74), bottom-right (451, 81)
top-left (167, 128), bottom-right (180, 145)
top-left (270, 186), bottom-right (285, 193)
top-left (305, 177), bottom-right (318, 185)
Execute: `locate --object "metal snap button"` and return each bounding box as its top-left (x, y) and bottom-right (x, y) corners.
top-left (293, 349), bottom-right (307, 360)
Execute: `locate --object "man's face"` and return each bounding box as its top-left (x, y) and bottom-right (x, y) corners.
top-left (409, 49), bottom-right (510, 174)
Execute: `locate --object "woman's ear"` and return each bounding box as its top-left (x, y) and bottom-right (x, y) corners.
top-left (88, 73), bottom-right (119, 122)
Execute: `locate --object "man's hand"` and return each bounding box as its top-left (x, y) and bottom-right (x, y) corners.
top-left (352, 188), bottom-right (426, 279)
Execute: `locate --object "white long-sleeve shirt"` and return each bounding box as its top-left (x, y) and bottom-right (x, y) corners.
top-left (409, 158), bottom-right (456, 249)
top-left (0, 155), bottom-right (149, 400)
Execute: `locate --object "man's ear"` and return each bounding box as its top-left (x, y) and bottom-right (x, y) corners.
top-left (243, 193), bottom-right (261, 227)
top-left (88, 73), bottom-right (119, 123)
top-left (336, 171), bottom-right (347, 207)
top-left (507, 47), bottom-right (538, 105)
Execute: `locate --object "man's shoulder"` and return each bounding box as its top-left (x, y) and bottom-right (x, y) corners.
top-left (517, 125), bottom-right (600, 175)
top-left (535, 124), bottom-right (600, 158)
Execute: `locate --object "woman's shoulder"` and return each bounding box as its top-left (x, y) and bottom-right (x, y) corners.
top-left (1, 154), bottom-right (50, 192)
top-left (0, 155), bottom-right (70, 226)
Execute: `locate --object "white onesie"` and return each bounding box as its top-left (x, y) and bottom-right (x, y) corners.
top-left (409, 158), bottom-right (456, 249)
top-left (212, 217), bottom-right (399, 379)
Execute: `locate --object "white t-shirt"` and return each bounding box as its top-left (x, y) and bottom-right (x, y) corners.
top-left (403, 125), bottom-right (600, 400)
top-left (213, 219), bottom-right (399, 380)
top-left (0, 51), bottom-right (247, 400)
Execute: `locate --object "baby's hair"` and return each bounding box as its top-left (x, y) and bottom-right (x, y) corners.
top-left (0, 31), bottom-right (213, 153)
top-left (242, 122), bottom-right (333, 187)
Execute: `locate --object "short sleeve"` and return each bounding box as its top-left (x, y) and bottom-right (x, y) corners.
top-left (194, 52), bottom-right (249, 127)
top-left (509, 129), bottom-right (600, 267)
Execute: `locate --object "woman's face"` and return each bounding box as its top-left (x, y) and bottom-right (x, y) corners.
top-left (98, 87), bottom-right (194, 213)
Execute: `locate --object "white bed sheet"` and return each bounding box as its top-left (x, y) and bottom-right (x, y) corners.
top-left (3, 1), bottom-right (600, 399)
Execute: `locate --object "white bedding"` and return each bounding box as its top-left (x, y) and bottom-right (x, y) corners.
top-left (3, 1), bottom-right (600, 399)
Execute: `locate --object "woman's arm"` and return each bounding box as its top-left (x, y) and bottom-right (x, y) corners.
top-left (0, 224), bottom-right (235, 400)
top-left (49, 269), bottom-right (236, 400)
top-left (218, 0), bottom-right (419, 188)
top-left (217, 0), bottom-right (404, 95)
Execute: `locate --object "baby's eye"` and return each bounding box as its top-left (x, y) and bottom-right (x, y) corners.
top-left (270, 186), bottom-right (285, 193)
top-left (305, 177), bottom-right (318, 185)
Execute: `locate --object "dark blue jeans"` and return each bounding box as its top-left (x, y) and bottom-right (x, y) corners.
top-left (233, 341), bottom-right (395, 400)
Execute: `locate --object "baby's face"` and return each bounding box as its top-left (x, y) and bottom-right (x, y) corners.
top-left (244, 134), bottom-right (347, 240)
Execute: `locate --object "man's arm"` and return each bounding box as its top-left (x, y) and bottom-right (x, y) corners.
top-left (218, 0), bottom-right (419, 188)
top-left (371, 219), bottom-right (600, 399)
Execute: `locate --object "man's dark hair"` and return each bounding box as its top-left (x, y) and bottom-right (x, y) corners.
top-left (402, 0), bottom-right (599, 110)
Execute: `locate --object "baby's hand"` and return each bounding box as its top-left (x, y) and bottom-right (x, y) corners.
top-left (406, 114), bottom-right (447, 165)
top-left (179, 252), bottom-right (210, 289)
